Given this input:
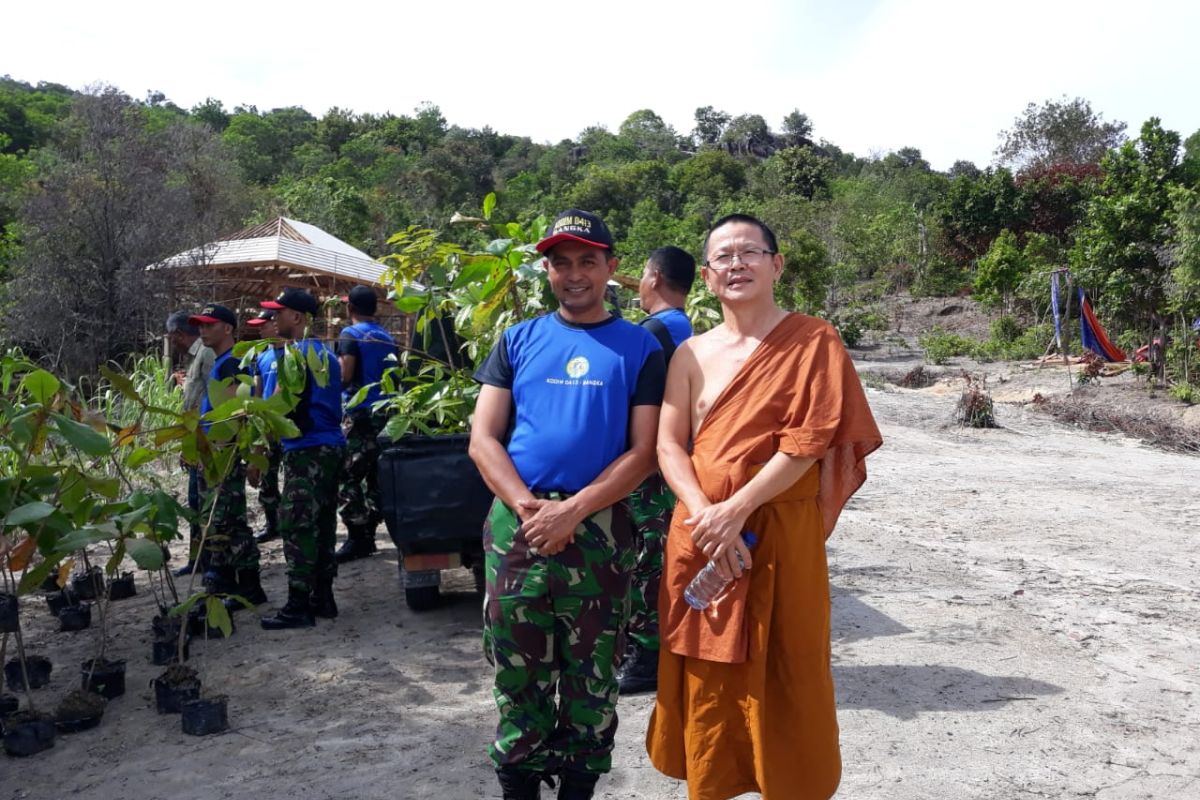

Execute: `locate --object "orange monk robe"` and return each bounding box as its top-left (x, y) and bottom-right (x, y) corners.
top-left (646, 313), bottom-right (882, 800)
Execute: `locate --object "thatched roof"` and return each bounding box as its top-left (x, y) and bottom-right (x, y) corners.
top-left (147, 217), bottom-right (388, 306)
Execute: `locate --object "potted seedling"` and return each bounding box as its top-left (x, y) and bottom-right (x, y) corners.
top-left (374, 196), bottom-right (551, 610)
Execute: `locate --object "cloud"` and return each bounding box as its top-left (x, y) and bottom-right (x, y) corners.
top-left (5, 0), bottom-right (1198, 169)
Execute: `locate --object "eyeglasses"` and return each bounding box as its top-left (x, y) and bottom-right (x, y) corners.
top-left (704, 248), bottom-right (775, 270)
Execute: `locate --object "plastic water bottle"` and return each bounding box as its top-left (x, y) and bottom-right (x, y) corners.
top-left (684, 532), bottom-right (758, 610)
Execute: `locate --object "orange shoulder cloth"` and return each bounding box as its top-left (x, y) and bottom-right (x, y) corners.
top-left (661, 313), bottom-right (882, 663)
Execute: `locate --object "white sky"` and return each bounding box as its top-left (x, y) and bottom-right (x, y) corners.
top-left (5, 0), bottom-right (1199, 170)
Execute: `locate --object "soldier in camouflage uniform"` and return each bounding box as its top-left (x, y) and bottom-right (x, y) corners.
top-left (188, 303), bottom-right (267, 609)
top-left (165, 311), bottom-right (213, 577)
top-left (616, 246), bottom-right (696, 693)
top-left (278, 446), bottom-right (341, 597)
top-left (335, 286), bottom-right (397, 562)
top-left (470, 210), bottom-right (666, 800)
top-left (201, 460), bottom-right (259, 578)
top-left (619, 474), bottom-right (673, 680)
top-left (248, 309), bottom-right (284, 544)
top-left (256, 288), bottom-right (347, 631)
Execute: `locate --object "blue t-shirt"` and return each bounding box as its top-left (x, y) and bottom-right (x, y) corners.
top-left (199, 348), bottom-right (246, 431)
top-left (255, 346), bottom-right (283, 399)
top-left (282, 340), bottom-right (346, 452)
top-left (646, 308), bottom-right (693, 349)
top-left (336, 320), bottom-right (398, 411)
top-left (474, 313), bottom-right (666, 493)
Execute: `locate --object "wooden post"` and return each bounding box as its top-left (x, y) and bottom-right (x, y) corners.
top-left (1062, 272), bottom-right (1074, 389)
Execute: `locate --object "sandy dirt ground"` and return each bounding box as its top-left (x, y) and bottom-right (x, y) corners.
top-left (4, 364), bottom-right (1199, 799)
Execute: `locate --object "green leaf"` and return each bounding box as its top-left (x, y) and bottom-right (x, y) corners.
top-left (245, 451), bottom-right (269, 472)
top-left (169, 591), bottom-right (208, 618)
top-left (56, 527), bottom-right (114, 552)
top-left (127, 537), bottom-right (165, 571)
top-left (452, 258), bottom-right (495, 290)
top-left (4, 501), bottom-right (56, 527)
top-left (261, 410), bottom-right (301, 440)
top-left (482, 191), bottom-right (497, 221)
top-left (305, 345), bottom-right (329, 388)
top-left (99, 366), bottom-right (143, 405)
top-left (394, 295), bottom-right (428, 313)
top-left (19, 559), bottom-right (56, 594)
top-left (347, 385), bottom-right (371, 409)
top-left (205, 595), bottom-right (233, 638)
top-left (154, 425), bottom-right (188, 446)
top-left (281, 349), bottom-right (306, 394)
top-left (53, 414), bottom-right (112, 457)
top-left (22, 369), bottom-right (60, 404)
top-left (485, 238), bottom-right (514, 257)
top-left (84, 474), bottom-right (120, 499)
top-left (127, 447), bottom-right (157, 468)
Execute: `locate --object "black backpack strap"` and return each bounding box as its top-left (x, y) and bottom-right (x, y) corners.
top-left (640, 316), bottom-right (677, 365)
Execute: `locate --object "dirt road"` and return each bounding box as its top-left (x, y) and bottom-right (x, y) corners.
top-left (6, 379), bottom-right (1198, 799)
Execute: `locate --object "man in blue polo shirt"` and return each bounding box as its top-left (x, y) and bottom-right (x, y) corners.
top-left (470, 209), bottom-right (665, 800)
top-left (188, 303), bottom-right (267, 610)
top-left (256, 288), bottom-right (347, 630)
top-left (616, 245), bottom-right (696, 694)
top-left (335, 285), bottom-right (398, 563)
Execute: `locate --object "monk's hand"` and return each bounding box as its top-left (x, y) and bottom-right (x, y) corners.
top-left (712, 534), bottom-right (753, 581)
top-left (517, 498), bottom-right (580, 556)
top-left (685, 500), bottom-right (752, 572)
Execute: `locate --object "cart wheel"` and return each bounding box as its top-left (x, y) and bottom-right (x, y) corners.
top-left (472, 563), bottom-right (486, 596)
top-left (405, 585), bottom-right (440, 612)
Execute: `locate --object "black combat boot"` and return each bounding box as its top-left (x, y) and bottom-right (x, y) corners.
top-left (259, 585), bottom-right (315, 630)
top-left (254, 507), bottom-right (279, 543)
top-left (496, 767), bottom-right (543, 800)
top-left (557, 770), bottom-right (599, 800)
top-left (310, 576), bottom-right (338, 619)
top-left (202, 565), bottom-right (238, 597)
top-left (225, 568), bottom-right (268, 611)
top-left (335, 528), bottom-right (377, 563)
top-left (615, 643), bottom-right (659, 694)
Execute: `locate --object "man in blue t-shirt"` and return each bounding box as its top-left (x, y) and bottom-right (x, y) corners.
top-left (247, 309), bottom-right (285, 544)
top-left (617, 245), bottom-right (697, 694)
top-left (187, 303), bottom-right (267, 610)
top-left (256, 288), bottom-right (347, 631)
top-left (334, 285), bottom-right (399, 563)
top-left (470, 209), bottom-right (666, 800)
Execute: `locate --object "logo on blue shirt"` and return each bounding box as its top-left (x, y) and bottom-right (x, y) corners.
top-left (566, 357), bottom-right (589, 379)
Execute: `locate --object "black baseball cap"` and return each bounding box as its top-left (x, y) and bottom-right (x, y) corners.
top-left (189, 303), bottom-right (237, 327)
top-left (535, 209), bottom-right (614, 254)
top-left (343, 285), bottom-right (378, 315)
top-left (261, 287), bottom-right (320, 315)
top-left (245, 309), bottom-right (276, 327)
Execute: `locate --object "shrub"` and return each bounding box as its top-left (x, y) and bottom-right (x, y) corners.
top-left (1169, 383), bottom-right (1197, 404)
top-left (990, 315), bottom-right (1024, 344)
top-left (829, 304), bottom-right (887, 348)
top-left (974, 321), bottom-right (1053, 362)
top-left (919, 327), bottom-right (977, 365)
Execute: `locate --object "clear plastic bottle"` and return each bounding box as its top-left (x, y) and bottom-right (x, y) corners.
top-left (683, 532), bottom-right (758, 610)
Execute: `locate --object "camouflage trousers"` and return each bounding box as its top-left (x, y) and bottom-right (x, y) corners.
top-left (257, 444), bottom-right (282, 517)
top-left (483, 496), bottom-right (634, 775)
top-left (338, 411), bottom-right (385, 535)
top-left (625, 472), bottom-right (673, 651)
top-left (200, 458), bottom-right (259, 572)
top-left (279, 445), bottom-right (343, 592)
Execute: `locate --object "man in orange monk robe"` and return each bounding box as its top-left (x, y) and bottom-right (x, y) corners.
top-left (646, 214), bottom-right (882, 800)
